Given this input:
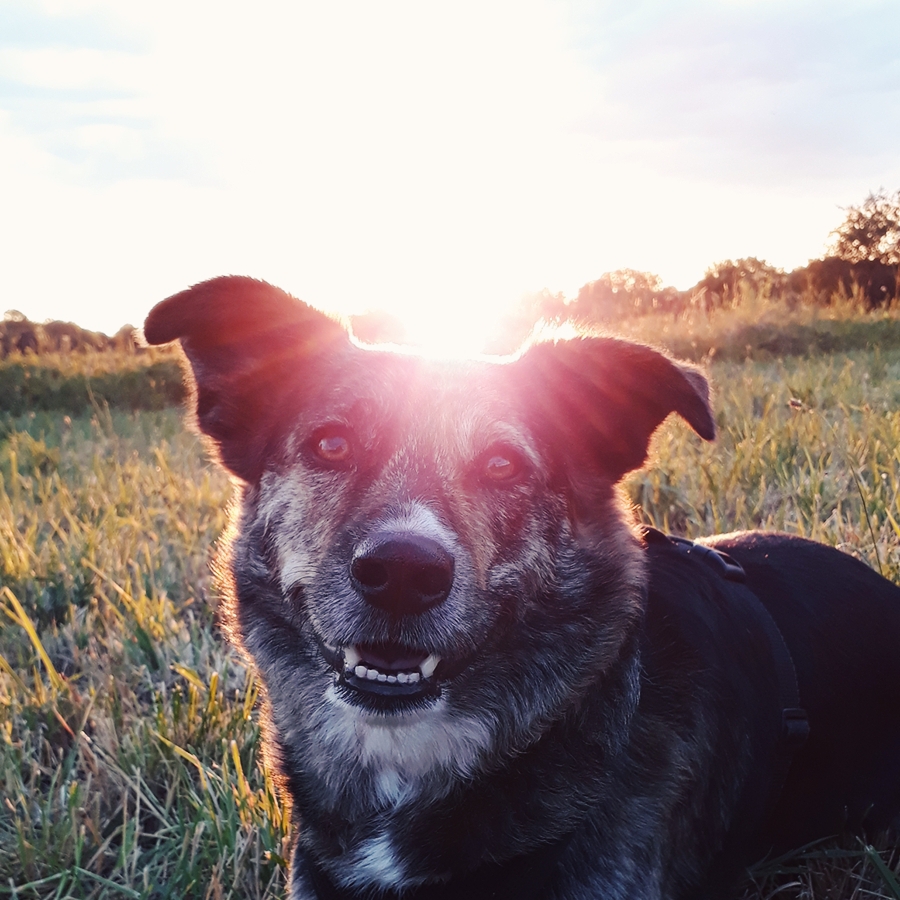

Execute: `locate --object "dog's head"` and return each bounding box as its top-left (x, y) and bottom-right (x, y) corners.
top-left (145, 276), bottom-right (714, 806)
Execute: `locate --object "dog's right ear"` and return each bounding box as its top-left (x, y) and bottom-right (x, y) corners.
top-left (514, 334), bottom-right (715, 482)
top-left (143, 276), bottom-right (349, 481)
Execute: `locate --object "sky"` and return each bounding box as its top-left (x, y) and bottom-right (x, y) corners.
top-left (1, 0), bottom-right (899, 351)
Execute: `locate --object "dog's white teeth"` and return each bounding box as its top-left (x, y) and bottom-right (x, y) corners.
top-left (352, 664), bottom-right (424, 683)
top-left (346, 653), bottom-right (435, 684)
top-left (420, 654), bottom-right (441, 679)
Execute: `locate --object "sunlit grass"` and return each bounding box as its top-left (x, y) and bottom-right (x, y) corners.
top-left (611, 292), bottom-right (900, 363)
top-left (1, 347), bottom-right (899, 897)
top-left (1, 408), bottom-right (289, 899)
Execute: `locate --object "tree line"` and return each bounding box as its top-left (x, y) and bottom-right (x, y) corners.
top-left (515, 188), bottom-right (899, 329)
top-left (0, 311), bottom-right (137, 359)
top-left (3, 189), bottom-right (898, 357)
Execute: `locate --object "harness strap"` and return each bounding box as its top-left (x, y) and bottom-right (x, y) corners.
top-left (643, 528), bottom-right (809, 808)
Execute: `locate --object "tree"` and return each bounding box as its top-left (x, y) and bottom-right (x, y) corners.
top-left (573, 269), bottom-right (668, 320)
top-left (829, 189), bottom-right (900, 266)
top-left (697, 258), bottom-right (785, 307)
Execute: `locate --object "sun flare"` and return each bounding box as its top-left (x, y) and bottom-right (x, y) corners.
top-left (340, 284), bottom-right (522, 359)
top-left (396, 305), bottom-right (511, 358)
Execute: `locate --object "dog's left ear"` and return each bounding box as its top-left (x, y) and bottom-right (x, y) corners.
top-left (516, 336), bottom-right (715, 480)
top-left (143, 276), bottom-right (350, 481)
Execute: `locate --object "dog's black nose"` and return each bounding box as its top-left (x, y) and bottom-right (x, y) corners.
top-left (351, 535), bottom-right (454, 615)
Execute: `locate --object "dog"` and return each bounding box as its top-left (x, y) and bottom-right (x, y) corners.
top-left (144, 276), bottom-right (900, 900)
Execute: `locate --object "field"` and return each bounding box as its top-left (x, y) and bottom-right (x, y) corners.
top-left (2, 331), bottom-right (900, 896)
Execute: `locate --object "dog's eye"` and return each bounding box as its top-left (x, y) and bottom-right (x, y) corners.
top-left (310, 428), bottom-right (353, 465)
top-left (480, 447), bottom-right (525, 484)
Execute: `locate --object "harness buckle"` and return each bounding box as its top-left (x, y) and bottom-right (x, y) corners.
top-left (782, 707), bottom-right (810, 749)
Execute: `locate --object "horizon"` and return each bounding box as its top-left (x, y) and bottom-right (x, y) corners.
top-left (0, 249), bottom-right (869, 338)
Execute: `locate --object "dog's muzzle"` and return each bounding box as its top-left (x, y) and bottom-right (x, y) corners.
top-left (321, 534), bottom-right (456, 710)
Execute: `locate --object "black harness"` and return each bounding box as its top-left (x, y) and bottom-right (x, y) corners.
top-left (643, 527), bottom-right (810, 805)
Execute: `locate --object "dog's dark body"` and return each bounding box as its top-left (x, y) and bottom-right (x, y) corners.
top-left (144, 276), bottom-right (900, 900)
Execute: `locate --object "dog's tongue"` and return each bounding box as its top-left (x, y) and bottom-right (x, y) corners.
top-left (359, 643), bottom-right (428, 672)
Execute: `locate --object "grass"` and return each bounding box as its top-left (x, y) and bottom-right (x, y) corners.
top-left (0, 349), bottom-right (184, 416)
top-left (1, 407), bottom-right (288, 898)
top-left (621, 293), bottom-right (900, 363)
top-left (485, 290), bottom-right (900, 360)
top-left (740, 840), bottom-right (900, 900)
top-left (1, 347), bottom-right (900, 897)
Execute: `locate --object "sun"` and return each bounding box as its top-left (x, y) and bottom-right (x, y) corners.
top-left (345, 287), bottom-right (521, 359)
top-left (400, 305), bottom-right (512, 358)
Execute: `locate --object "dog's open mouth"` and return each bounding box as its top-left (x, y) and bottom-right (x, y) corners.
top-left (321, 640), bottom-right (444, 706)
